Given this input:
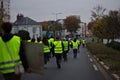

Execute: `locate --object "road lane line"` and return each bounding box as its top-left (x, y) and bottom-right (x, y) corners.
top-left (93, 64), bottom-right (99, 71)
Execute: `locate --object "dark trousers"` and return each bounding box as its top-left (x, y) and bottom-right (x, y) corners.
top-left (3, 73), bottom-right (21, 80)
top-left (50, 48), bottom-right (54, 58)
top-left (55, 54), bottom-right (62, 68)
top-left (63, 51), bottom-right (68, 61)
top-left (82, 44), bottom-right (85, 47)
top-left (44, 52), bottom-right (50, 64)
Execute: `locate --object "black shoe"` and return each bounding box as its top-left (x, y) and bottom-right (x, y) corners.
top-left (57, 64), bottom-right (61, 69)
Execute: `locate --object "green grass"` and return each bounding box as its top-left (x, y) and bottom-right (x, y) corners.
top-left (86, 42), bottom-right (120, 76)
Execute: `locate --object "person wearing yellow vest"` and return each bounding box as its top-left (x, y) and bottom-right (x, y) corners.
top-left (82, 38), bottom-right (86, 47)
top-left (27, 39), bottom-right (31, 42)
top-left (0, 22), bottom-right (29, 80)
top-left (42, 37), bottom-right (50, 65)
top-left (71, 38), bottom-right (79, 58)
top-left (62, 38), bottom-right (69, 61)
top-left (38, 37), bottom-right (43, 44)
top-left (27, 38), bottom-right (39, 43)
top-left (53, 37), bottom-right (64, 69)
top-left (37, 37), bottom-right (43, 44)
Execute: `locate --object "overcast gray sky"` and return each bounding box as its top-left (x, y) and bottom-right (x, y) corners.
top-left (11, 0), bottom-right (120, 23)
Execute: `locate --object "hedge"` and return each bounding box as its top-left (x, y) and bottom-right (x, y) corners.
top-left (106, 41), bottom-right (120, 51)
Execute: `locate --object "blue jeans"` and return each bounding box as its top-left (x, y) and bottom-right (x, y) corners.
top-left (73, 49), bottom-right (77, 58)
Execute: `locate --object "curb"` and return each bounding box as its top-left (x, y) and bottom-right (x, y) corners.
top-left (112, 74), bottom-right (120, 80)
top-left (93, 54), bottom-right (120, 80)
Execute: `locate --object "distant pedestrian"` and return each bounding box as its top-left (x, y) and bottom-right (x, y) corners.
top-left (82, 38), bottom-right (86, 47)
top-left (53, 37), bottom-right (64, 69)
top-left (0, 22), bottom-right (29, 80)
top-left (71, 38), bottom-right (79, 58)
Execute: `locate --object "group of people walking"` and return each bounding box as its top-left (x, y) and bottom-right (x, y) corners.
top-left (0, 22), bottom-right (86, 80)
top-left (27, 35), bottom-right (86, 69)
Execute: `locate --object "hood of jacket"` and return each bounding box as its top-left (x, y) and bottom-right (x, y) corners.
top-left (2, 33), bottom-right (14, 42)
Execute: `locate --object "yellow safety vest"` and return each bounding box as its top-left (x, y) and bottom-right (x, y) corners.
top-left (63, 41), bottom-right (68, 51)
top-left (54, 41), bottom-right (63, 54)
top-left (44, 45), bottom-right (50, 53)
top-left (72, 41), bottom-right (78, 49)
top-left (82, 39), bottom-right (86, 44)
top-left (76, 39), bottom-right (80, 45)
top-left (0, 36), bottom-right (22, 74)
top-left (48, 38), bottom-right (54, 49)
top-left (39, 41), bottom-right (43, 44)
top-left (27, 39), bottom-right (31, 42)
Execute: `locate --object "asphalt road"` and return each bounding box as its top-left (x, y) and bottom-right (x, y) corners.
top-left (21, 46), bottom-right (106, 80)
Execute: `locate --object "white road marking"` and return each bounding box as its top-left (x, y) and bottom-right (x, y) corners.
top-left (100, 61), bottom-right (104, 65)
top-left (103, 65), bottom-right (109, 70)
top-left (112, 74), bottom-right (120, 80)
top-left (90, 58), bottom-right (93, 62)
top-left (93, 64), bottom-right (99, 71)
top-left (88, 55), bottom-right (90, 57)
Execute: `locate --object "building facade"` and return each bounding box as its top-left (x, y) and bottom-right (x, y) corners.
top-left (76, 22), bottom-right (86, 38)
top-left (0, 0), bottom-right (10, 22)
top-left (12, 14), bottom-right (42, 39)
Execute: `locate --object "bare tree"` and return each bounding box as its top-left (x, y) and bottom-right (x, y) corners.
top-left (91, 5), bottom-right (106, 21)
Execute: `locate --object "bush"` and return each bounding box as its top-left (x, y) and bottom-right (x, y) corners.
top-left (87, 42), bottom-right (120, 60)
top-left (106, 41), bottom-right (120, 51)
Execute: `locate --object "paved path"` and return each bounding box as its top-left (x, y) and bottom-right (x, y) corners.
top-left (21, 46), bottom-right (106, 80)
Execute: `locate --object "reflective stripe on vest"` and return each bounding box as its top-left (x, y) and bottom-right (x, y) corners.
top-left (0, 36), bottom-right (22, 74)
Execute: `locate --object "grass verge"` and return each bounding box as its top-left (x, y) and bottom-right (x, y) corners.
top-left (86, 42), bottom-right (120, 76)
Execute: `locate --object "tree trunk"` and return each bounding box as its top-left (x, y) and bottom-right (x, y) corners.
top-left (107, 39), bottom-right (110, 44)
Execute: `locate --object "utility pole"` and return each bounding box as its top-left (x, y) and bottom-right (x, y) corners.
top-left (52, 12), bottom-right (62, 38)
top-left (52, 12), bottom-right (62, 21)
